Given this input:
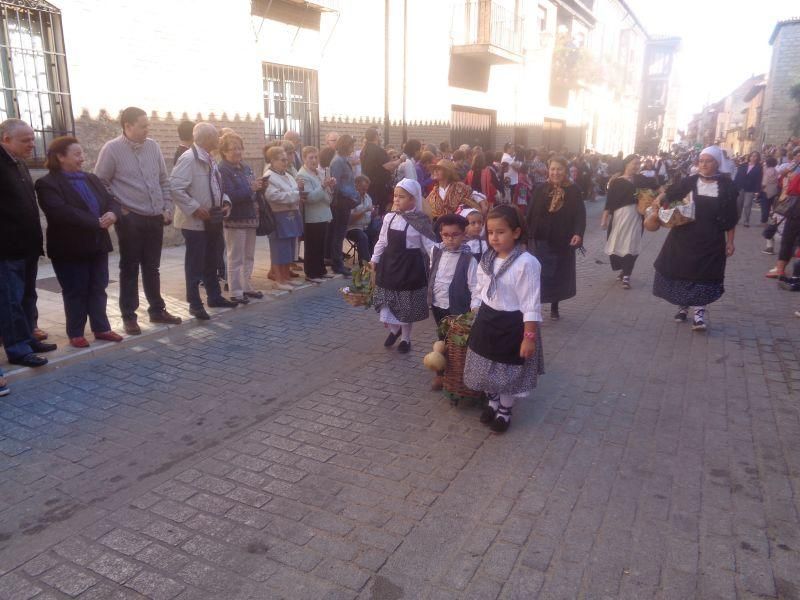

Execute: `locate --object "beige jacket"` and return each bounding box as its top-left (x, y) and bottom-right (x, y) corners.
top-left (171, 146), bottom-right (230, 231)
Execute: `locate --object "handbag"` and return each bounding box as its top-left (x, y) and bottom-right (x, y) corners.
top-left (773, 195), bottom-right (798, 217)
top-left (255, 190), bottom-right (275, 236)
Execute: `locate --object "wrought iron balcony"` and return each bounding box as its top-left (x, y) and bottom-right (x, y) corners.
top-left (451, 0), bottom-right (523, 65)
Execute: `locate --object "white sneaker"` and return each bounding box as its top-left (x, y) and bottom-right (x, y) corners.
top-left (274, 283), bottom-right (294, 291)
top-left (795, 310), bottom-right (800, 318)
top-left (305, 277), bottom-right (325, 284)
top-left (323, 273), bottom-right (336, 278)
top-left (288, 279), bottom-right (305, 287)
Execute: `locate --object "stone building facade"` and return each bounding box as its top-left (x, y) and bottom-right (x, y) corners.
top-left (1, 0), bottom-right (663, 179)
top-left (762, 18), bottom-right (800, 147)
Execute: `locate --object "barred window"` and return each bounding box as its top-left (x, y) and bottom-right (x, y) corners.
top-left (0, 0), bottom-right (73, 164)
top-left (262, 62), bottom-right (319, 147)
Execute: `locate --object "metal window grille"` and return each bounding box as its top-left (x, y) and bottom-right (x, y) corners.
top-left (262, 62), bottom-right (319, 147)
top-left (0, 0), bottom-right (72, 164)
top-left (451, 105), bottom-right (496, 150)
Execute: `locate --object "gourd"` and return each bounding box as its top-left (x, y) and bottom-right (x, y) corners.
top-left (423, 351), bottom-right (447, 372)
top-left (432, 341), bottom-right (446, 354)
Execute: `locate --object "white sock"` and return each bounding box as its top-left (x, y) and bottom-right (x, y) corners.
top-left (400, 323), bottom-right (412, 343)
top-left (691, 306), bottom-right (705, 318)
top-left (497, 394), bottom-right (515, 422)
top-left (389, 324), bottom-right (401, 335)
top-left (487, 393), bottom-right (500, 411)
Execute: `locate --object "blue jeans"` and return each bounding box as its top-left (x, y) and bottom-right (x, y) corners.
top-left (0, 258), bottom-right (37, 360)
top-left (182, 228), bottom-right (225, 310)
top-left (52, 254), bottom-right (111, 338)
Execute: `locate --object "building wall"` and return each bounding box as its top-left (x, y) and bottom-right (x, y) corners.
top-left (762, 22), bottom-right (800, 146)
top-left (50, 0), bottom-right (649, 173)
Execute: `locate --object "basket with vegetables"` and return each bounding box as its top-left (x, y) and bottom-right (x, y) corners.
top-left (658, 191), bottom-right (695, 228)
top-left (431, 312), bottom-right (481, 403)
top-left (339, 265), bottom-right (374, 308)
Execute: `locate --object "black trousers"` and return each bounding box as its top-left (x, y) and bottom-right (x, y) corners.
top-left (329, 206), bottom-right (351, 272)
top-left (431, 305), bottom-right (452, 340)
top-left (304, 221), bottom-right (328, 279)
top-left (779, 216), bottom-right (800, 263)
top-left (609, 254), bottom-right (637, 277)
top-left (182, 228), bottom-right (225, 310)
top-left (52, 254), bottom-right (111, 338)
top-left (116, 212), bottom-right (166, 319)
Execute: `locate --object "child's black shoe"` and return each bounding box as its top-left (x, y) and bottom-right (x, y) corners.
top-left (480, 405), bottom-right (497, 424)
top-left (384, 331), bottom-right (401, 347)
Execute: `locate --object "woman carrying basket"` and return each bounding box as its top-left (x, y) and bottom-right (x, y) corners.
top-left (370, 179), bottom-right (437, 353)
top-left (644, 145), bottom-right (738, 332)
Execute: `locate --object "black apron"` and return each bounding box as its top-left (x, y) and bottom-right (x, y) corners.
top-left (376, 214), bottom-right (427, 291)
top-left (468, 304), bottom-right (524, 365)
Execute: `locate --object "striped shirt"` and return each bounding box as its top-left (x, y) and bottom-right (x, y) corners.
top-left (94, 135), bottom-right (172, 216)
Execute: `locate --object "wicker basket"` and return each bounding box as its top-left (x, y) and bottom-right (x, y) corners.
top-left (340, 289), bottom-right (369, 307)
top-left (442, 317), bottom-right (481, 401)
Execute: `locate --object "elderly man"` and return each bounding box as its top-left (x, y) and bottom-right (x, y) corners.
top-left (95, 106), bottom-right (182, 335)
top-left (171, 123), bottom-right (237, 320)
top-left (284, 131), bottom-right (303, 171)
top-left (325, 131), bottom-right (340, 151)
top-left (0, 119), bottom-right (56, 369)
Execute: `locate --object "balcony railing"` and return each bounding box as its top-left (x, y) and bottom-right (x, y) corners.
top-left (451, 0), bottom-right (523, 64)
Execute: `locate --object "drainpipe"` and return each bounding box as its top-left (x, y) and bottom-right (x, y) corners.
top-left (402, 0), bottom-right (408, 144)
top-left (384, 0), bottom-right (391, 144)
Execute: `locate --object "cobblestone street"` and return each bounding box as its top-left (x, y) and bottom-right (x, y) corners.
top-left (1, 201), bottom-right (799, 600)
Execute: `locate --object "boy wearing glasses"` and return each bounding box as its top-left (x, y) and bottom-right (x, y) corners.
top-left (427, 213), bottom-right (481, 390)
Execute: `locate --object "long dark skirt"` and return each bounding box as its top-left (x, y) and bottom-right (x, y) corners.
top-left (652, 270), bottom-right (724, 307)
top-left (530, 241), bottom-right (576, 304)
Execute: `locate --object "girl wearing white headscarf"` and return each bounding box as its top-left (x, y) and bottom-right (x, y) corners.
top-left (644, 145), bottom-right (738, 332)
top-left (370, 179), bottom-right (436, 353)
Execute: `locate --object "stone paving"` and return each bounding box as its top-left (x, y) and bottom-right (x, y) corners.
top-left (1, 243), bottom-right (330, 376)
top-left (0, 201), bottom-right (799, 599)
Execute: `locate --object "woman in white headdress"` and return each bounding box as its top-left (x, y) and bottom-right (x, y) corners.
top-left (370, 179), bottom-right (437, 353)
top-left (644, 145), bottom-right (738, 332)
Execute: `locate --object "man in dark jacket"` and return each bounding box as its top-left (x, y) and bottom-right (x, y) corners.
top-left (0, 119), bottom-right (56, 368)
top-left (733, 151), bottom-right (764, 227)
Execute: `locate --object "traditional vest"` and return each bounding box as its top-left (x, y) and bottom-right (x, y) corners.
top-left (427, 246), bottom-right (472, 314)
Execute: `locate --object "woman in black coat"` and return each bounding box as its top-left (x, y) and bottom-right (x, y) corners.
top-left (35, 136), bottom-right (123, 348)
top-left (526, 156), bottom-right (586, 320)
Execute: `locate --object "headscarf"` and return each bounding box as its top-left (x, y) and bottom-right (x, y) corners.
top-left (394, 179), bottom-right (436, 241)
top-left (700, 146), bottom-right (723, 172)
top-left (479, 245), bottom-right (525, 300)
top-left (457, 206), bottom-right (479, 219)
top-left (396, 178), bottom-right (423, 212)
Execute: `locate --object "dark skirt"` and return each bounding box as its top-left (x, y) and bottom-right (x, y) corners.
top-left (463, 333), bottom-right (545, 395)
top-left (652, 270), bottom-right (724, 307)
top-left (530, 241), bottom-right (576, 303)
top-left (372, 285), bottom-right (429, 323)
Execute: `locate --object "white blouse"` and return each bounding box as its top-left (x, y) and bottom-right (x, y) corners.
top-left (475, 252), bottom-right (542, 322)
top-left (371, 212), bottom-right (437, 263)
top-left (696, 178), bottom-right (719, 198)
top-left (429, 243), bottom-right (480, 310)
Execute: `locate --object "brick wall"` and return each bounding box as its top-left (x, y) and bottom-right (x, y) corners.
top-left (75, 110), bottom-right (267, 173)
top-left (320, 116), bottom-right (453, 153)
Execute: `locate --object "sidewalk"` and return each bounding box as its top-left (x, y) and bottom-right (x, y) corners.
top-left (3, 242), bottom-right (345, 378)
